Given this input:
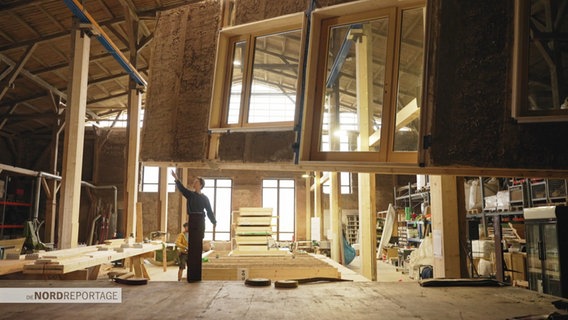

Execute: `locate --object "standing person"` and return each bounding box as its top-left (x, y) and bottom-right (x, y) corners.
top-left (175, 222), bottom-right (189, 281)
top-left (171, 170), bottom-right (217, 282)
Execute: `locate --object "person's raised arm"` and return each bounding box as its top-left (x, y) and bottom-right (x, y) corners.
top-left (171, 170), bottom-right (192, 199)
top-left (204, 197), bottom-right (217, 226)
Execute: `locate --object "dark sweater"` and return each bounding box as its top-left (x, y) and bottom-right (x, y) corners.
top-left (174, 179), bottom-right (217, 225)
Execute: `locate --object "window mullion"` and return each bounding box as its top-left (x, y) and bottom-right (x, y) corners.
top-left (381, 8), bottom-right (400, 162)
top-left (240, 34), bottom-right (255, 126)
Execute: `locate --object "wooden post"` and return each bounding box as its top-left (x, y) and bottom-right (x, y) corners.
top-left (358, 173), bottom-right (377, 280)
top-left (136, 202), bottom-right (143, 242)
top-left (45, 122), bottom-right (63, 243)
top-left (314, 172), bottom-right (323, 241)
top-left (159, 166), bottom-right (168, 233)
top-left (355, 23), bottom-right (376, 280)
top-left (493, 215), bottom-right (504, 282)
top-left (430, 175), bottom-right (461, 278)
top-left (58, 24), bottom-right (90, 249)
top-left (179, 168), bottom-right (188, 228)
top-left (329, 172), bottom-right (342, 263)
top-left (124, 12), bottom-right (142, 240)
top-left (305, 174), bottom-right (312, 241)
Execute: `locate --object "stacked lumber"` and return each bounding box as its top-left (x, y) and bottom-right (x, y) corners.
top-left (231, 207), bottom-right (286, 256)
top-left (202, 252), bottom-right (341, 280)
top-left (22, 240), bottom-right (162, 275)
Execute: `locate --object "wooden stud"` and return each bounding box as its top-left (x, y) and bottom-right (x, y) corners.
top-left (358, 173), bottom-right (377, 280)
top-left (329, 172), bottom-right (342, 263)
top-left (430, 175), bottom-right (461, 278)
top-left (58, 25), bottom-right (90, 249)
top-left (136, 202), bottom-right (143, 242)
top-left (159, 166), bottom-right (168, 233)
top-left (314, 172), bottom-right (323, 241)
top-left (305, 174), bottom-right (312, 241)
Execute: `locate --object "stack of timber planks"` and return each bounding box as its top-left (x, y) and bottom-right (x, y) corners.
top-left (22, 239), bottom-right (161, 276)
top-left (231, 207), bottom-right (287, 256)
top-left (202, 251), bottom-right (341, 280)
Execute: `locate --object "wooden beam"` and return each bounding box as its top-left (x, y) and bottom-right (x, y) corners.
top-left (355, 24), bottom-right (374, 151)
top-left (179, 168), bottom-right (188, 228)
top-left (0, 104), bottom-right (19, 131)
top-left (395, 98), bottom-right (419, 130)
top-left (0, 44), bottom-right (38, 101)
top-left (124, 14), bottom-right (142, 239)
top-left (0, 52), bottom-right (67, 100)
top-left (58, 26), bottom-right (91, 249)
top-left (358, 172), bottom-right (376, 281)
top-left (159, 166), bottom-right (168, 232)
top-left (0, 65), bottom-right (14, 82)
top-left (430, 175), bottom-right (461, 278)
top-left (329, 172), bottom-right (341, 263)
top-left (305, 174), bottom-right (312, 241)
top-left (314, 171), bottom-right (323, 241)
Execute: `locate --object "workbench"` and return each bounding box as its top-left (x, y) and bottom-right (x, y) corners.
top-left (0, 240), bottom-right (162, 279)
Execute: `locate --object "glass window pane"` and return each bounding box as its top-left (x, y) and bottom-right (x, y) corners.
top-left (279, 188), bottom-right (295, 232)
top-left (263, 179), bottom-right (277, 188)
top-left (167, 167), bottom-right (176, 192)
top-left (227, 40), bottom-right (247, 124)
top-left (393, 8), bottom-right (424, 152)
top-left (215, 188), bottom-right (232, 233)
top-left (143, 166), bottom-right (159, 183)
top-left (143, 184), bottom-right (158, 192)
top-left (248, 30), bottom-right (301, 123)
top-left (217, 179), bottom-right (232, 187)
top-left (320, 18), bottom-right (389, 152)
top-left (526, 0), bottom-right (568, 112)
top-left (215, 232), bottom-right (230, 241)
top-left (279, 180), bottom-right (294, 188)
top-left (202, 178), bottom-right (233, 241)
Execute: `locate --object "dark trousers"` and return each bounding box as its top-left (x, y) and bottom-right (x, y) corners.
top-left (187, 213), bottom-right (205, 282)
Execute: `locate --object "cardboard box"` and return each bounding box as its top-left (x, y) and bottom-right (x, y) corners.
top-left (504, 252), bottom-right (527, 281)
top-left (382, 247), bottom-right (399, 260)
top-left (497, 190), bottom-right (510, 211)
top-left (472, 240), bottom-right (495, 259)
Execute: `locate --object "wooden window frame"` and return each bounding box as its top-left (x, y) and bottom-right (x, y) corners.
top-left (512, 0), bottom-right (568, 123)
top-left (209, 13), bottom-right (305, 130)
top-left (299, 0), bottom-right (426, 164)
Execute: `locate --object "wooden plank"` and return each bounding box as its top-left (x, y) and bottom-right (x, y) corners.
top-left (358, 173), bottom-right (377, 280)
top-left (136, 202), bottom-right (143, 242)
top-left (430, 175), bottom-right (461, 278)
top-left (236, 216), bottom-right (272, 225)
top-left (0, 258), bottom-right (34, 275)
top-left (0, 238), bottom-right (26, 258)
top-left (234, 236), bottom-right (272, 244)
top-left (0, 280), bottom-right (563, 319)
top-left (330, 172), bottom-right (341, 263)
top-left (58, 27), bottom-right (90, 249)
top-left (159, 166), bottom-right (168, 233)
top-left (202, 267), bottom-right (339, 281)
top-left (22, 243), bottom-right (162, 275)
top-left (238, 207), bottom-right (273, 216)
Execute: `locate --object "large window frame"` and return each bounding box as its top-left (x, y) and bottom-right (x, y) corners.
top-left (202, 178), bottom-right (233, 241)
top-left (300, 1), bottom-right (426, 164)
top-left (512, 0), bottom-right (568, 122)
top-left (209, 13), bottom-right (305, 130)
top-left (141, 166), bottom-right (176, 193)
top-left (262, 179), bottom-right (295, 241)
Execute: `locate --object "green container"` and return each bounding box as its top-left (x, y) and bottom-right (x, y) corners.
top-left (405, 207), bottom-right (412, 220)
